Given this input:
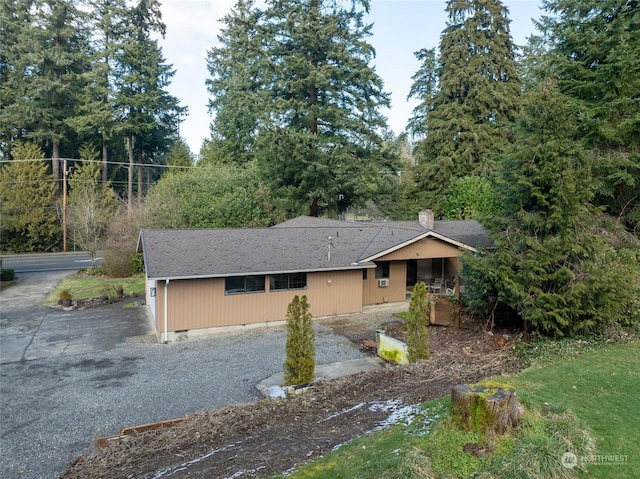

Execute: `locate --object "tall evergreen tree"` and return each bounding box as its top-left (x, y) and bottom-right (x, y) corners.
top-left (15, 0), bottom-right (90, 183)
top-left (115, 0), bottom-right (185, 209)
top-left (533, 0), bottom-right (640, 232)
top-left (69, 0), bottom-right (128, 183)
top-left (205, 0), bottom-right (265, 165)
top-left (0, 0), bottom-right (35, 158)
top-left (207, 0), bottom-right (390, 217)
top-left (463, 82), bottom-right (639, 336)
top-left (408, 0), bottom-right (521, 215)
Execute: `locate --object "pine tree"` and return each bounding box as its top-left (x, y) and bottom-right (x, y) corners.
top-left (205, 0), bottom-right (265, 165)
top-left (0, 0), bottom-right (34, 157)
top-left (165, 138), bottom-right (193, 171)
top-left (115, 0), bottom-right (185, 209)
top-left (207, 0), bottom-right (390, 217)
top-left (407, 282), bottom-right (430, 362)
top-left (464, 82), bottom-right (639, 336)
top-left (0, 0), bottom-right (91, 182)
top-left (69, 0), bottom-right (128, 182)
top-left (533, 0), bottom-right (640, 232)
top-left (283, 295), bottom-right (316, 386)
top-left (408, 0), bottom-right (521, 215)
top-left (0, 143), bottom-right (59, 252)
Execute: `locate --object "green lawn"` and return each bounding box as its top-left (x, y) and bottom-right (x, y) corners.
top-left (285, 341), bottom-right (640, 479)
top-left (512, 341), bottom-right (639, 479)
top-left (44, 272), bottom-right (145, 306)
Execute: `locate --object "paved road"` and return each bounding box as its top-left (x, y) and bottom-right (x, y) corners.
top-left (0, 271), bottom-right (367, 479)
top-left (1, 252), bottom-right (99, 273)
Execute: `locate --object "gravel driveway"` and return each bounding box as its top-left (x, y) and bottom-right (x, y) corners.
top-left (0, 273), bottom-right (367, 479)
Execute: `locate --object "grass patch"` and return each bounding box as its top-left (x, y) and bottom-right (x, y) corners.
top-left (511, 341), bottom-right (640, 478)
top-left (286, 341), bottom-right (640, 479)
top-left (44, 271), bottom-right (145, 306)
top-left (513, 328), bottom-right (639, 368)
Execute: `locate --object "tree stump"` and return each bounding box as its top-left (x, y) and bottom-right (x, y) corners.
top-left (451, 381), bottom-right (524, 437)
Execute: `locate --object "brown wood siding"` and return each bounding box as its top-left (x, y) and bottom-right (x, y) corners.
top-left (362, 261), bottom-right (407, 305)
top-left (377, 237), bottom-right (463, 261)
top-left (155, 270), bottom-right (363, 332)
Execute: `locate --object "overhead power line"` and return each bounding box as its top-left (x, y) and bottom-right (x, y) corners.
top-left (0, 157), bottom-right (198, 169)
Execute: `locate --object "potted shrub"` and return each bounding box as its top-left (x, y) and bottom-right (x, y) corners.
top-left (59, 289), bottom-right (72, 307)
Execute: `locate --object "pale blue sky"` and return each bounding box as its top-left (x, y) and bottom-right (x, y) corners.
top-left (158, 0), bottom-right (543, 153)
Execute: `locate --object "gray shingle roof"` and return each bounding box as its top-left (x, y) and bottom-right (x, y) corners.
top-left (139, 216), bottom-right (489, 279)
top-left (274, 216), bottom-right (491, 249)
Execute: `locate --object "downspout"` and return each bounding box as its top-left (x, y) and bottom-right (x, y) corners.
top-left (164, 279), bottom-right (169, 343)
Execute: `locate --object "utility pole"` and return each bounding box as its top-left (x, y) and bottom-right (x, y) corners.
top-left (62, 158), bottom-right (67, 252)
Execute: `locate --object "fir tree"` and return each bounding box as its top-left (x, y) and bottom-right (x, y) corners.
top-left (408, 0), bottom-right (521, 215)
top-left (533, 0), bottom-right (640, 232)
top-left (207, 0), bottom-right (390, 217)
top-left (464, 82), bottom-right (639, 336)
top-left (205, 0), bottom-right (265, 165)
top-left (115, 0), bottom-right (185, 208)
top-left (1, 0), bottom-right (91, 182)
top-left (69, 0), bottom-right (128, 182)
top-left (283, 295), bottom-right (316, 386)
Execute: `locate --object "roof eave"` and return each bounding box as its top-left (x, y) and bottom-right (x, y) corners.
top-left (146, 263), bottom-right (375, 282)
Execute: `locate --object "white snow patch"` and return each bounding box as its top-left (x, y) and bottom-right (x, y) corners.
top-left (320, 402), bottom-right (366, 422)
top-left (152, 441), bottom-right (243, 478)
top-left (369, 399), bottom-right (422, 431)
top-left (268, 384), bottom-right (288, 398)
top-left (224, 465), bottom-right (266, 478)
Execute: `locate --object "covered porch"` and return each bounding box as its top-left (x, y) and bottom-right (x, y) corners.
top-left (405, 257), bottom-right (460, 295)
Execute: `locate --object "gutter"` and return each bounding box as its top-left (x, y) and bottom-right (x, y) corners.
top-left (147, 263), bottom-right (376, 283)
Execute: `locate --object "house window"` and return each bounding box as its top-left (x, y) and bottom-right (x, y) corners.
top-left (225, 275), bottom-right (265, 294)
top-left (375, 261), bottom-right (390, 279)
top-left (270, 273), bottom-right (307, 291)
top-left (363, 269), bottom-right (367, 280)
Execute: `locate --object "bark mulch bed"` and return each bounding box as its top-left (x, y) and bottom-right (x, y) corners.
top-left (62, 320), bottom-right (522, 479)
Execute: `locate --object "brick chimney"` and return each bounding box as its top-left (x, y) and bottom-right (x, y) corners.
top-left (419, 208), bottom-right (434, 230)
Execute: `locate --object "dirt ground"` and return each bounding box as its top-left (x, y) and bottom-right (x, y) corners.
top-left (62, 313), bottom-right (523, 479)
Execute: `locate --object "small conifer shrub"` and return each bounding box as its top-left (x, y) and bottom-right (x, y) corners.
top-left (407, 282), bottom-right (430, 361)
top-left (283, 295), bottom-right (316, 386)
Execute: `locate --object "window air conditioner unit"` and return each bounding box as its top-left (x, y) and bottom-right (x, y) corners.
top-left (378, 278), bottom-right (389, 287)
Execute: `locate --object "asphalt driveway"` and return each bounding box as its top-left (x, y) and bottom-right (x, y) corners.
top-left (0, 271), bottom-right (154, 364)
top-left (0, 272), bottom-right (367, 479)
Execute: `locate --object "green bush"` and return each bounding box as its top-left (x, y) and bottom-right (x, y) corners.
top-left (0, 268), bottom-right (15, 281)
top-left (132, 253), bottom-right (145, 275)
top-left (283, 295), bottom-right (316, 386)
